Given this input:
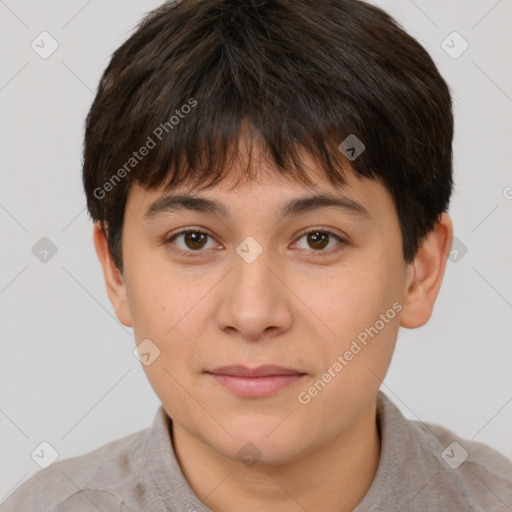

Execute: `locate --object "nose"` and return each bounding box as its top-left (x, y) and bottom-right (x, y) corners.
top-left (214, 248), bottom-right (294, 342)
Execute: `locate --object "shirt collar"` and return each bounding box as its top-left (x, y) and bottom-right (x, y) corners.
top-left (353, 390), bottom-right (440, 511)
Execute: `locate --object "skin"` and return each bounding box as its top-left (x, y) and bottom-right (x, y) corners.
top-left (94, 140), bottom-right (453, 512)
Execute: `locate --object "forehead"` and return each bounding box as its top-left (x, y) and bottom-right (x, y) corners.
top-left (126, 141), bottom-right (393, 223)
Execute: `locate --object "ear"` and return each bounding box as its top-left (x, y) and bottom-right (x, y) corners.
top-left (93, 222), bottom-right (133, 327)
top-left (400, 213), bottom-right (453, 328)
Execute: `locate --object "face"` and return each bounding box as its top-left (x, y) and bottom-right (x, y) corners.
top-left (98, 143), bottom-right (438, 465)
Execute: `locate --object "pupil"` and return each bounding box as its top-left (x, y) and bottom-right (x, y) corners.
top-left (309, 232), bottom-right (328, 250)
top-left (186, 232), bottom-right (206, 249)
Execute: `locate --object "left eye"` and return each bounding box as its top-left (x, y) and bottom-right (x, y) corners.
top-left (293, 230), bottom-right (345, 254)
top-left (166, 228), bottom-right (345, 257)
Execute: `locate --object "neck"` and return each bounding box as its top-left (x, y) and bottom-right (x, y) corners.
top-left (172, 395), bottom-right (380, 512)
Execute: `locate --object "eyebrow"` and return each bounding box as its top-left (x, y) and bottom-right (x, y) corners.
top-left (143, 192), bottom-right (372, 222)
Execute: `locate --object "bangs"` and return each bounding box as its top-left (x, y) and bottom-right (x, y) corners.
top-left (133, 115), bottom-right (371, 196)
top-left (96, 60), bottom-right (378, 203)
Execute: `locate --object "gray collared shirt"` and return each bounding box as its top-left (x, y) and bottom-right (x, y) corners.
top-left (2, 390), bottom-right (511, 511)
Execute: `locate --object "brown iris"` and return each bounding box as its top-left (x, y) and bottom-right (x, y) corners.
top-left (306, 231), bottom-right (329, 250)
top-left (184, 231), bottom-right (208, 250)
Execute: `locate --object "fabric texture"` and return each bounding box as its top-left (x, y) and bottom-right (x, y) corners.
top-left (1, 390), bottom-right (511, 511)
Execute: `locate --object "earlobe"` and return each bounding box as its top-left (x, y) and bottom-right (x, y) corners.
top-left (92, 223), bottom-right (133, 327)
top-left (399, 213), bottom-right (453, 329)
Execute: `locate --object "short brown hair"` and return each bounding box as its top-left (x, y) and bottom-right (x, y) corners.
top-left (82, 0), bottom-right (454, 273)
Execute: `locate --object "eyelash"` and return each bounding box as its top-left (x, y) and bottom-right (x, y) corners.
top-left (165, 227), bottom-right (347, 258)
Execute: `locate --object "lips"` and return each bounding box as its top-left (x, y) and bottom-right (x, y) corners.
top-left (206, 365), bottom-right (307, 397)
top-left (208, 365), bottom-right (305, 377)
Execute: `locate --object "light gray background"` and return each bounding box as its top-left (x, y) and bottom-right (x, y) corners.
top-left (1, 0), bottom-right (511, 502)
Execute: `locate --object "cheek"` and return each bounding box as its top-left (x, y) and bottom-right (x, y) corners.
top-left (302, 257), bottom-right (404, 385)
top-left (124, 258), bottom-right (190, 338)
top-left (309, 264), bottom-right (394, 334)
top-left (294, 275), bottom-right (401, 428)
top-left (126, 266), bottom-right (209, 374)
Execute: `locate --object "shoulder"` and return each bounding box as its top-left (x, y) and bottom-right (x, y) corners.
top-left (411, 417), bottom-right (512, 510)
top-left (0, 428), bottom-right (149, 512)
top-left (363, 391), bottom-right (512, 511)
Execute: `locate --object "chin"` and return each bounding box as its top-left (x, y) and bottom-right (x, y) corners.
top-left (205, 416), bottom-right (311, 465)
top-left (216, 435), bottom-right (304, 467)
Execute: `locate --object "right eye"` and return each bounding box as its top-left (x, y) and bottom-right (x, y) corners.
top-left (165, 228), bottom-right (219, 257)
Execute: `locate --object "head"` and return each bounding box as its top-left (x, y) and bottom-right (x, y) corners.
top-left (85, 0), bottom-right (453, 464)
